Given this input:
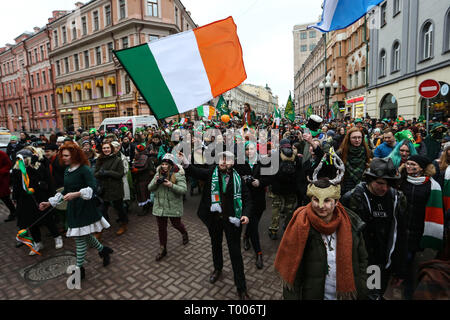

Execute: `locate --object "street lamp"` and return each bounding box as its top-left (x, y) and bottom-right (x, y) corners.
top-left (319, 75), bottom-right (338, 120)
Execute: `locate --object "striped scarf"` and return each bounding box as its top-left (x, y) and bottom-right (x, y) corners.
top-left (408, 175), bottom-right (445, 250)
top-left (444, 166), bottom-right (450, 212)
top-left (210, 167), bottom-right (242, 218)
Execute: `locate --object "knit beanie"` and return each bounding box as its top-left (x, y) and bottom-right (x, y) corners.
top-left (408, 155), bottom-right (431, 170)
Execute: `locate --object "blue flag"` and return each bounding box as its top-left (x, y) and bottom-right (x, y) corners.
top-left (309, 0), bottom-right (383, 32)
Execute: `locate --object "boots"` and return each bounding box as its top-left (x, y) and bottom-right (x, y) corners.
top-left (243, 236), bottom-right (251, 251)
top-left (98, 246), bottom-right (114, 267)
top-left (155, 246), bottom-right (167, 261)
top-left (116, 222), bottom-right (128, 236)
top-left (182, 232), bottom-right (189, 245)
top-left (256, 253), bottom-right (263, 269)
top-left (80, 266), bottom-right (85, 280)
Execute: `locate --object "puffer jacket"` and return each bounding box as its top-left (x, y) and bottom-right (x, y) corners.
top-left (94, 153), bottom-right (124, 201)
top-left (148, 165), bottom-right (187, 217)
top-left (283, 207), bottom-right (369, 300)
top-left (341, 182), bottom-right (408, 279)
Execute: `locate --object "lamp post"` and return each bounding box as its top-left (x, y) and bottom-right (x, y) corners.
top-left (319, 75), bottom-right (338, 120)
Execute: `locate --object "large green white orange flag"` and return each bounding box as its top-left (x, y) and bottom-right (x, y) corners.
top-left (114, 17), bottom-right (247, 120)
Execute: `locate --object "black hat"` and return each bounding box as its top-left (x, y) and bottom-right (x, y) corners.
top-left (407, 155), bottom-right (431, 170)
top-left (44, 144), bottom-right (59, 151)
top-left (306, 115), bottom-right (323, 132)
top-left (280, 138), bottom-right (291, 148)
top-left (364, 158), bottom-right (400, 180)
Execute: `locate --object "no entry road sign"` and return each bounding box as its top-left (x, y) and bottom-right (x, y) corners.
top-left (419, 79), bottom-right (440, 99)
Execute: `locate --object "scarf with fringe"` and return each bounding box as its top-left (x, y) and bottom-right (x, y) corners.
top-left (274, 202), bottom-right (357, 300)
top-left (210, 167), bottom-right (242, 218)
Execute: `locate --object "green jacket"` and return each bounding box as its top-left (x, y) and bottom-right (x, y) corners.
top-left (148, 166), bottom-right (187, 217)
top-left (283, 207), bottom-right (369, 300)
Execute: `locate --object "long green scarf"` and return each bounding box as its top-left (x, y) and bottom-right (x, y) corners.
top-left (346, 146), bottom-right (366, 184)
top-left (211, 167), bottom-right (243, 218)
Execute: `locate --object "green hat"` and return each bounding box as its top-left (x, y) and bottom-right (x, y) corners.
top-left (89, 128), bottom-right (97, 134)
top-left (121, 126), bottom-right (128, 133)
top-left (354, 118), bottom-right (363, 124)
top-left (395, 130), bottom-right (419, 147)
top-left (244, 141), bottom-right (257, 149)
top-left (417, 115), bottom-right (425, 123)
top-left (10, 135), bottom-right (18, 141)
top-left (431, 123), bottom-right (447, 133)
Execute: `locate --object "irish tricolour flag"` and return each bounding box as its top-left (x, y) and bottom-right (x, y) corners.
top-left (114, 17), bottom-right (246, 119)
top-left (197, 105), bottom-right (216, 120)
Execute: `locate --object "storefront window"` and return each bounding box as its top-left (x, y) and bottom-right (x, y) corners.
top-left (420, 81), bottom-right (449, 121)
top-left (79, 112), bottom-right (94, 130)
top-left (101, 110), bottom-right (117, 120)
top-left (379, 93), bottom-right (398, 120)
top-left (62, 114), bottom-right (74, 132)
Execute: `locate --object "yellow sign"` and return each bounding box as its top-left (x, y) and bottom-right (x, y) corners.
top-left (99, 104), bottom-right (116, 109)
top-left (78, 106), bottom-right (92, 111)
top-left (60, 109), bottom-right (66, 113)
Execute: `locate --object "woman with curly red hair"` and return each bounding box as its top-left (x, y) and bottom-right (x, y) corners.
top-left (39, 142), bottom-right (113, 281)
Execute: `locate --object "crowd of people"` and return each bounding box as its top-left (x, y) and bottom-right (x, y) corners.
top-left (0, 103), bottom-right (449, 300)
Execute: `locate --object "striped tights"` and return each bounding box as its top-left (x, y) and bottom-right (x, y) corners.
top-left (74, 235), bottom-right (104, 267)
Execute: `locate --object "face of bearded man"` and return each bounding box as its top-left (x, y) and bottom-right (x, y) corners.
top-left (218, 157), bottom-right (233, 173)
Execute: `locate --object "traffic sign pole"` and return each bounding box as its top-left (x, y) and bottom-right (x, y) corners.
top-left (426, 99), bottom-right (429, 135)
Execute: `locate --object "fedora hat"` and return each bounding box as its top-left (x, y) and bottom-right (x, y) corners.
top-left (364, 158), bottom-right (400, 180)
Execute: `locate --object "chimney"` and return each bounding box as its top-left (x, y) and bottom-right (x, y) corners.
top-left (34, 27), bottom-right (41, 33)
top-left (75, 2), bottom-right (84, 9)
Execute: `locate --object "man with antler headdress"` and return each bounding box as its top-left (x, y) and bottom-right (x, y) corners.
top-left (274, 149), bottom-right (369, 300)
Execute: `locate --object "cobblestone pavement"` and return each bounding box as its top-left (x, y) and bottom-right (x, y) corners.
top-left (0, 192), bottom-right (284, 300)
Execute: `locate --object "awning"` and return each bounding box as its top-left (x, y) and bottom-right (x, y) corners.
top-left (74, 84), bottom-right (82, 91)
top-left (95, 79), bottom-right (103, 87)
top-left (64, 86), bottom-right (71, 93)
top-left (55, 88), bottom-right (63, 94)
top-left (84, 82), bottom-right (92, 89)
top-left (107, 77), bottom-right (116, 85)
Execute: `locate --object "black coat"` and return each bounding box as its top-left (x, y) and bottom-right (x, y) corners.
top-left (234, 160), bottom-right (271, 213)
top-left (94, 153), bottom-right (124, 201)
top-left (12, 160), bottom-right (55, 229)
top-left (185, 165), bottom-right (252, 228)
top-left (270, 151), bottom-right (303, 196)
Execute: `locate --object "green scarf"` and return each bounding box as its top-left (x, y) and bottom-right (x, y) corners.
top-left (346, 146), bottom-right (366, 184)
top-left (211, 167), bottom-right (243, 218)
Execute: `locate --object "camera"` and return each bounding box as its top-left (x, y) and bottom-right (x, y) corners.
top-left (243, 175), bottom-right (255, 185)
top-left (157, 175), bottom-right (167, 185)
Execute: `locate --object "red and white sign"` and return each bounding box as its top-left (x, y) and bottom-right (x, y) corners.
top-left (419, 79), bottom-right (440, 99)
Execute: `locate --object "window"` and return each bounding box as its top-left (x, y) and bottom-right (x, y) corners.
top-left (309, 44), bottom-right (316, 51)
top-left (72, 21), bottom-right (77, 40)
top-left (40, 46), bottom-right (45, 60)
top-left (96, 47), bottom-right (102, 65)
top-left (42, 71), bottom-right (47, 85)
top-left (175, 6), bottom-right (179, 26)
top-left (36, 73), bottom-right (40, 87)
top-left (421, 21), bottom-right (434, 60)
top-left (34, 49), bottom-right (38, 62)
top-left (30, 75), bottom-right (34, 88)
top-left (105, 5), bottom-right (111, 26)
top-left (348, 75), bottom-right (352, 90)
top-left (149, 35), bottom-right (159, 42)
top-left (392, 41), bottom-right (400, 72)
top-left (119, 0), bottom-right (127, 19)
top-left (381, 2), bottom-right (387, 26)
top-left (393, 0), bottom-right (401, 16)
top-left (44, 96), bottom-right (48, 110)
top-left (93, 11), bottom-right (99, 31)
top-left (300, 32), bottom-right (307, 40)
top-left (348, 38), bottom-right (352, 52)
top-left (74, 54), bottom-right (79, 71)
top-left (147, 0), bottom-right (158, 17)
top-left (309, 30), bottom-right (316, 38)
top-left (122, 37), bottom-right (128, 49)
top-left (125, 75), bottom-right (131, 94)
top-left (355, 71), bottom-right (359, 87)
top-left (64, 57), bottom-right (69, 73)
top-left (84, 50), bottom-right (90, 68)
top-left (62, 26), bottom-right (67, 43)
top-left (56, 61), bottom-right (61, 76)
top-left (54, 30), bottom-right (59, 47)
top-left (379, 49), bottom-right (386, 77)
top-left (47, 42), bottom-right (50, 53)
top-left (82, 16), bottom-right (87, 35)
top-left (445, 9), bottom-right (450, 52)
top-left (338, 42), bottom-right (342, 56)
top-left (108, 42), bottom-right (114, 62)
top-left (32, 98), bottom-right (36, 112)
top-left (38, 97), bottom-right (42, 111)
top-left (361, 68), bottom-right (366, 86)
top-left (301, 45), bottom-right (307, 52)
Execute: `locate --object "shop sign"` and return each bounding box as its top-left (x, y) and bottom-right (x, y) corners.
top-left (346, 96), bottom-right (365, 104)
top-left (60, 109), bottom-right (66, 113)
top-left (98, 103), bottom-right (116, 109)
top-left (78, 106), bottom-right (92, 111)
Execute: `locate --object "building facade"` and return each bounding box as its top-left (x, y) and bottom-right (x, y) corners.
top-left (49, 0), bottom-right (196, 131)
top-left (293, 22), bottom-right (320, 76)
top-left (367, 0), bottom-right (450, 120)
top-left (219, 83), bottom-right (278, 117)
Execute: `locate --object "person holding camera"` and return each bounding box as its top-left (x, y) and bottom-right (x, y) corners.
top-left (235, 141), bottom-right (271, 269)
top-left (148, 153), bottom-right (188, 261)
top-left (94, 142), bottom-right (128, 237)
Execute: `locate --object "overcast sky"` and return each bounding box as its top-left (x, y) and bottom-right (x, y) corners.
top-left (0, 0), bottom-right (323, 106)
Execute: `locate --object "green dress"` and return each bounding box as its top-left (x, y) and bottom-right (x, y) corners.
top-left (50, 165), bottom-right (110, 237)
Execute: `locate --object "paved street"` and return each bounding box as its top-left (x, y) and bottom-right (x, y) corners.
top-left (0, 192), bottom-right (284, 300)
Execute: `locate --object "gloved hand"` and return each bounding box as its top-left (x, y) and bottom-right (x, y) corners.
top-left (229, 216), bottom-right (241, 227)
top-left (98, 168), bottom-right (106, 177)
